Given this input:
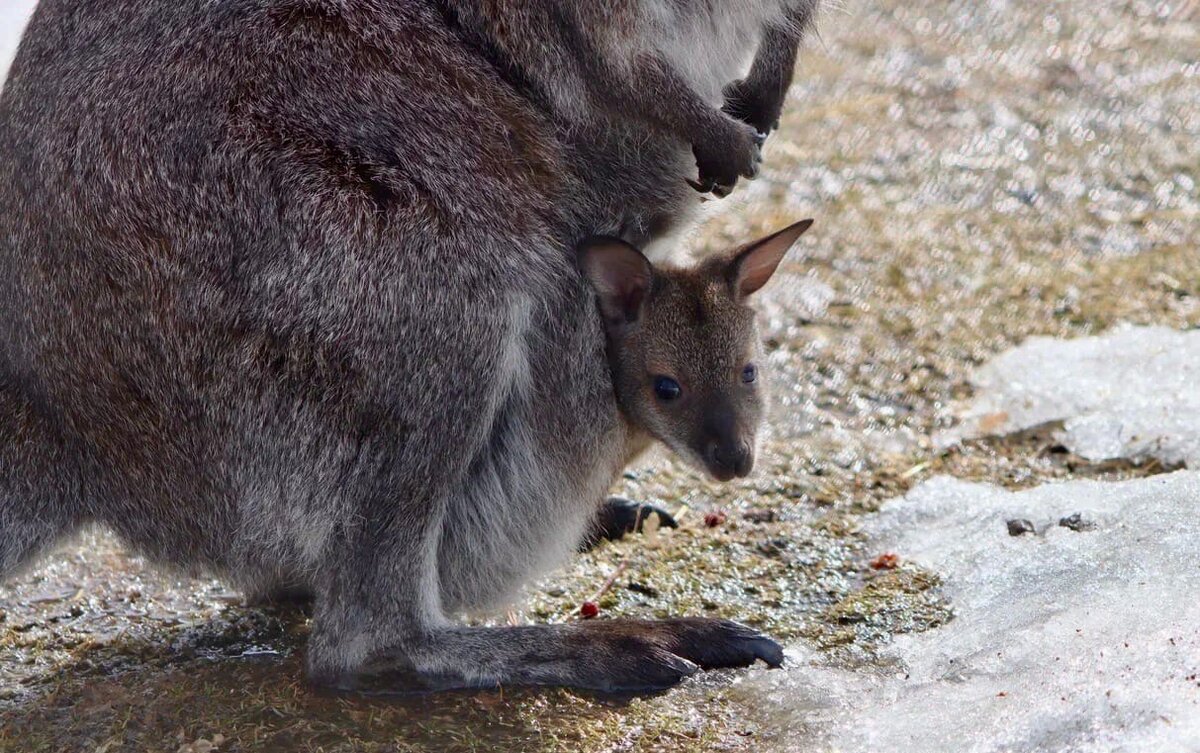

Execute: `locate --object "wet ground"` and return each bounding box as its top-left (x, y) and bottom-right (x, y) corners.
top-left (1, 0), bottom-right (1197, 750)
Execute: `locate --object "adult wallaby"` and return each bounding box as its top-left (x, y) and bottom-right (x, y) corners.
top-left (0, 0), bottom-right (815, 693)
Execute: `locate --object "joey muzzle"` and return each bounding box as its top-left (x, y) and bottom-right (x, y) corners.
top-left (704, 438), bottom-right (754, 481)
top-left (699, 406), bottom-right (756, 481)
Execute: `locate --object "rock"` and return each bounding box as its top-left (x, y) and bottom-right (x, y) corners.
top-left (1007, 519), bottom-right (1036, 536)
top-left (1058, 513), bottom-right (1095, 532)
top-left (745, 509), bottom-right (778, 523)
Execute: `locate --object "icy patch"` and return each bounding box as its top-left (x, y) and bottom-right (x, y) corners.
top-left (741, 472), bottom-right (1200, 752)
top-left (1, 1), bottom-right (38, 88)
top-left (938, 325), bottom-right (1200, 467)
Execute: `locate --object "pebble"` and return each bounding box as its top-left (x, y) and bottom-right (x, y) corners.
top-left (1007, 519), bottom-right (1036, 536)
top-left (744, 509), bottom-right (778, 523)
top-left (1058, 513), bottom-right (1096, 532)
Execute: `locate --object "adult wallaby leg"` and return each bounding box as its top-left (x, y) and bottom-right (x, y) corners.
top-left (722, 4), bottom-right (820, 137)
top-left (325, 608), bottom-right (783, 695)
top-left (0, 386), bottom-right (86, 577)
top-left (303, 487), bottom-right (451, 690)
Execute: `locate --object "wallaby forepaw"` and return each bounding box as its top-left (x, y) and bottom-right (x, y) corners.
top-left (691, 117), bottom-right (763, 198)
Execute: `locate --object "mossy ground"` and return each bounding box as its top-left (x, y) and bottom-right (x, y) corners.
top-left (2, 0), bottom-right (1196, 750)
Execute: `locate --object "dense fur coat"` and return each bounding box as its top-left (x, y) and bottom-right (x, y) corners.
top-left (0, 0), bottom-right (816, 691)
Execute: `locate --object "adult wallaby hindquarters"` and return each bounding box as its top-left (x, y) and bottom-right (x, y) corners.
top-left (0, 0), bottom-right (812, 693)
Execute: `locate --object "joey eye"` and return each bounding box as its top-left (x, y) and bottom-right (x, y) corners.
top-left (653, 375), bottom-right (682, 401)
top-left (741, 364), bottom-right (758, 384)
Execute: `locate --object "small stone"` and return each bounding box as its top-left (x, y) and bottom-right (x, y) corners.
top-left (625, 581), bottom-right (658, 597)
top-left (757, 537), bottom-right (790, 556)
top-left (1058, 513), bottom-right (1095, 532)
top-left (1007, 519), bottom-right (1036, 536)
top-left (744, 509), bottom-right (777, 524)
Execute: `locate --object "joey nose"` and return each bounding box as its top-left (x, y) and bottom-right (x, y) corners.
top-left (705, 440), bottom-right (753, 481)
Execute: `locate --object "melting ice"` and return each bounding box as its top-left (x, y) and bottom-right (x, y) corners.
top-left (938, 325), bottom-right (1200, 468)
top-left (742, 471), bottom-right (1200, 752)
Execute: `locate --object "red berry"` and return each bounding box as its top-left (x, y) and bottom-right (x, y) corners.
top-left (870, 553), bottom-right (900, 570)
top-left (704, 511), bottom-right (727, 528)
top-left (579, 601), bottom-right (599, 619)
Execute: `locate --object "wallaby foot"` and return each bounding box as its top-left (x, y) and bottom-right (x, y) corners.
top-left (579, 496), bottom-right (678, 551)
top-left (315, 617), bottom-right (783, 696)
top-left (689, 116), bottom-right (764, 198)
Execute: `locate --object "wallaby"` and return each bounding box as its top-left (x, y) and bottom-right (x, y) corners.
top-left (0, 0), bottom-right (814, 693)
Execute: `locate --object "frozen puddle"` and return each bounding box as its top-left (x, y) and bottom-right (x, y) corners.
top-left (938, 325), bottom-right (1200, 467)
top-left (742, 471), bottom-right (1200, 752)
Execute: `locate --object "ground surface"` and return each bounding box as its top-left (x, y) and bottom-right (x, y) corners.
top-left (1, 0), bottom-right (1198, 751)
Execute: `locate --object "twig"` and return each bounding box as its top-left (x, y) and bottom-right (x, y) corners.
top-left (589, 560), bottom-right (629, 603)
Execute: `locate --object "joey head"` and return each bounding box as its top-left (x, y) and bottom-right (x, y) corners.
top-left (580, 219), bottom-right (815, 481)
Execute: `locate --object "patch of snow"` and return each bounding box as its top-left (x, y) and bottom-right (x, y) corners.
top-left (1, 1), bottom-right (38, 88)
top-left (938, 325), bottom-right (1200, 467)
top-left (740, 471), bottom-right (1200, 752)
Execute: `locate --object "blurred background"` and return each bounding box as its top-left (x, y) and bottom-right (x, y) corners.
top-left (1, 1), bottom-right (1197, 751)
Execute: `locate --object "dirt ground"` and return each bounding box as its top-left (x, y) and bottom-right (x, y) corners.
top-left (1, 0), bottom-right (1197, 751)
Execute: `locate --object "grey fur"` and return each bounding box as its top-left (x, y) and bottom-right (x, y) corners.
top-left (0, 0), bottom-right (816, 692)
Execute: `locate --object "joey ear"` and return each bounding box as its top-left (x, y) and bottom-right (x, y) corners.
top-left (728, 219), bottom-right (813, 298)
top-left (578, 236), bottom-right (654, 330)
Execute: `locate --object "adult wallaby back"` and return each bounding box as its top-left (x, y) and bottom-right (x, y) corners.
top-left (0, 0), bottom-right (817, 693)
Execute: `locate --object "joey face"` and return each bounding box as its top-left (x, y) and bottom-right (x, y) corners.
top-left (579, 220), bottom-right (812, 482)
